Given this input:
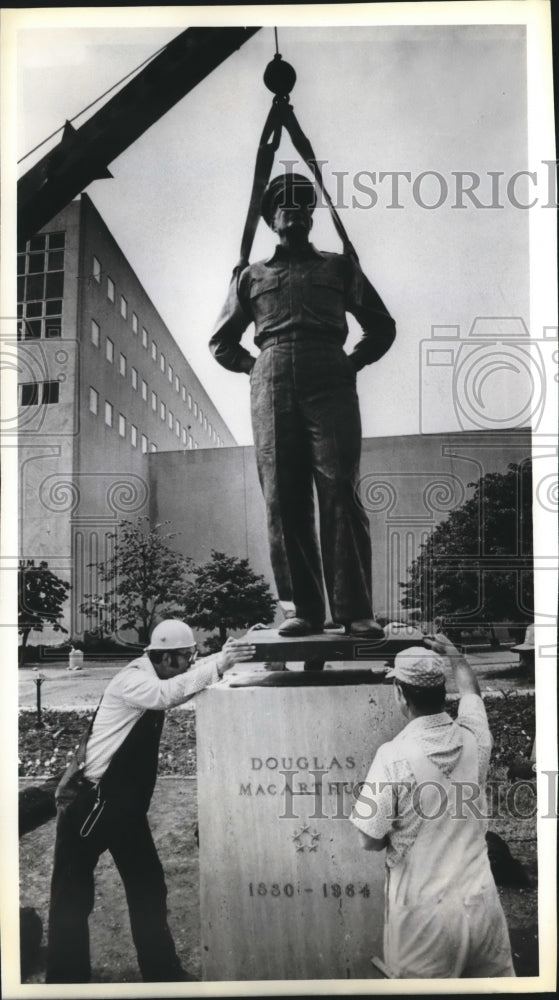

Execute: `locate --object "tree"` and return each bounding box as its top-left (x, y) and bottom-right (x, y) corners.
top-left (80, 518), bottom-right (192, 645)
top-left (400, 462), bottom-right (533, 643)
top-left (18, 560), bottom-right (70, 665)
top-left (182, 550), bottom-right (276, 649)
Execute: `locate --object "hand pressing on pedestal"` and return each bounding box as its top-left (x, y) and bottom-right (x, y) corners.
top-left (216, 637), bottom-right (257, 677)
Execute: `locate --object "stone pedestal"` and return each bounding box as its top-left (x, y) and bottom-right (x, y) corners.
top-left (197, 681), bottom-right (404, 981)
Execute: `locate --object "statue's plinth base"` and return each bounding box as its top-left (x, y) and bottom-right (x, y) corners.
top-left (240, 627), bottom-right (427, 665)
top-left (197, 683), bottom-right (404, 981)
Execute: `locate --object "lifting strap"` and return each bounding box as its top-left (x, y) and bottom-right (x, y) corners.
top-left (235, 98), bottom-right (357, 280)
top-left (236, 104), bottom-right (283, 276)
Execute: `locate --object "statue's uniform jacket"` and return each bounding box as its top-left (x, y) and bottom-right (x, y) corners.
top-left (210, 244), bottom-right (396, 625)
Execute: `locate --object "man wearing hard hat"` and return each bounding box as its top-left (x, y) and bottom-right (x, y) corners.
top-left (351, 634), bottom-right (515, 979)
top-left (46, 621), bottom-right (255, 983)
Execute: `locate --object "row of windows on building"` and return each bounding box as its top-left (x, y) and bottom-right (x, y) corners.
top-left (92, 254), bottom-right (133, 320)
top-left (17, 232), bottom-right (65, 340)
top-left (91, 259), bottom-right (218, 435)
top-left (89, 386), bottom-right (203, 453)
top-left (90, 317), bottom-right (224, 447)
top-left (18, 377), bottom-right (204, 453)
top-left (16, 235), bottom-right (229, 446)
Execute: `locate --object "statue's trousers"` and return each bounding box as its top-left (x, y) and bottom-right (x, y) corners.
top-left (250, 335), bottom-right (374, 625)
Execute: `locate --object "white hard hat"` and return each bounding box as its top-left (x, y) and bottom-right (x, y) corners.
top-left (146, 620), bottom-right (195, 650)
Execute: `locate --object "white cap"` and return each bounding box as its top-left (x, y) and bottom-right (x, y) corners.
top-left (145, 620), bottom-right (195, 650)
top-left (385, 646), bottom-right (446, 687)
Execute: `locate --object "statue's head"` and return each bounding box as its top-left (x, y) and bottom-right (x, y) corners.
top-left (261, 173), bottom-right (316, 235)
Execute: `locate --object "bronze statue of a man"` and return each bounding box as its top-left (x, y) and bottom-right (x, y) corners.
top-left (210, 172), bottom-right (396, 637)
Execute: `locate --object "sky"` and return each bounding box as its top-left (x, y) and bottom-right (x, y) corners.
top-left (10, 9), bottom-right (551, 444)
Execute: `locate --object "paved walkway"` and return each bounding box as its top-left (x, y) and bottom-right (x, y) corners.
top-left (18, 649), bottom-right (534, 710)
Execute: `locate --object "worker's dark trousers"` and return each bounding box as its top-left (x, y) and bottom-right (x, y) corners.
top-left (46, 710), bottom-right (184, 983)
top-left (250, 336), bottom-right (374, 625)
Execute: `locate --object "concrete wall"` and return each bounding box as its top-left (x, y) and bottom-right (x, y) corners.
top-left (150, 429), bottom-right (532, 621)
top-left (149, 443), bottom-right (269, 577)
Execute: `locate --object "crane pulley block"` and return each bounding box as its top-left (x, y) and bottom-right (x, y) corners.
top-left (235, 52), bottom-right (357, 278)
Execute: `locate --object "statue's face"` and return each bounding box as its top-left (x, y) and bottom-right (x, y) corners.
top-left (271, 203), bottom-right (313, 240)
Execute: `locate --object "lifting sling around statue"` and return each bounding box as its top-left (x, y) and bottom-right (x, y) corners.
top-left (210, 172), bottom-right (396, 638)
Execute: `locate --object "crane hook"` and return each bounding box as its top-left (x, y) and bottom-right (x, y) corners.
top-left (263, 53), bottom-right (296, 100)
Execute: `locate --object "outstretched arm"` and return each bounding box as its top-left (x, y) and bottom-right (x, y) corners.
top-left (424, 633), bottom-right (492, 765)
top-left (215, 637), bottom-right (257, 677)
top-left (424, 632), bottom-right (480, 696)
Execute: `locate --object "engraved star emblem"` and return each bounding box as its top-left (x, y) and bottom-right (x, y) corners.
top-left (292, 826), bottom-right (321, 852)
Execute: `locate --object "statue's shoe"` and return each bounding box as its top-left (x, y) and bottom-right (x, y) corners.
top-left (278, 617), bottom-right (324, 637)
top-left (346, 619), bottom-right (385, 639)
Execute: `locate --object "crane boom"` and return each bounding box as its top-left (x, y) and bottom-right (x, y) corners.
top-left (17, 26), bottom-right (261, 246)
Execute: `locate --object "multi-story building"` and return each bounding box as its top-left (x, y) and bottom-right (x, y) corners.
top-left (17, 193), bottom-right (235, 637)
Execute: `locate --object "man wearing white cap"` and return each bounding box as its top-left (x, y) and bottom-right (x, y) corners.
top-left (351, 633), bottom-right (515, 979)
top-left (46, 620), bottom-right (255, 983)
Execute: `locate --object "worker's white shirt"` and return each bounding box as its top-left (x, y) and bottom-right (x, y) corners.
top-left (84, 654), bottom-right (219, 782)
top-left (351, 694), bottom-right (514, 978)
top-left (351, 694), bottom-right (492, 872)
